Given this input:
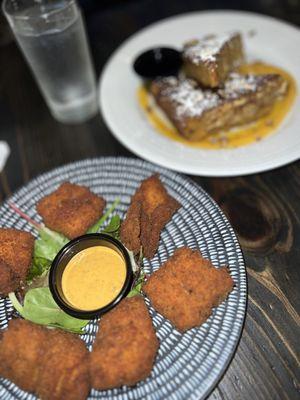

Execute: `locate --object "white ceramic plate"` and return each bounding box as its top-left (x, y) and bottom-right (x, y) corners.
top-left (99, 10), bottom-right (300, 176)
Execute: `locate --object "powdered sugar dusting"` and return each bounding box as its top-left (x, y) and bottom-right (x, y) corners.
top-left (219, 73), bottom-right (261, 98)
top-left (155, 73), bottom-right (279, 120)
top-left (160, 77), bottom-right (220, 119)
top-left (184, 32), bottom-right (237, 64)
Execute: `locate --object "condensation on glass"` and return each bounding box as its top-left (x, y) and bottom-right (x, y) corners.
top-left (3, 0), bottom-right (98, 123)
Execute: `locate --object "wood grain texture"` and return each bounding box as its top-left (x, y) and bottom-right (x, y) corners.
top-left (194, 165), bottom-right (300, 399)
top-left (0, 0), bottom-right (299, 399)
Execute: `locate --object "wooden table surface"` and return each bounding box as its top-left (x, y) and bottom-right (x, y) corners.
top-left (0, 1), bottom-right (299, 399)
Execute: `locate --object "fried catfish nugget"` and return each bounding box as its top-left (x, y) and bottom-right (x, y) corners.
top-left (90, 296), bottom-right (159, 390)
top-left (36, 182), bottom-right (106, 239)
top-left (120, 174), bottom-right (180, 259)
top-left (143, 247), bottom-right (234, 332)
top-left (0, 319), bottom-right (90, 400)
top-left (37, 329), bottom-right (90, 400)
top-left (0, 319), bottom-right (48, 393)
top-left (0, 228), bottom-right (35, 295)
top-left (120, 191), bottom-right (142, 253)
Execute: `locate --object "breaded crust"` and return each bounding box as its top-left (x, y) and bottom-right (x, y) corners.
top-left (143, 247), bottom-right (234, 332)
top-left (120, 192), bottom-right (142, 253)
top-left (37, 329), bottom-right (90, 400)
top-left (89, 296), bottom-right (159, 390)
top-left (120, 174), bottom-right (181, 259)
top-left (36, 182), bottom-right (106, 239)
top-left (0, 228), bottom-right (35, 296)
top-left (0, 319), bottom-right (90, 400)
top-left (0, 319), bottom-right (48, 393)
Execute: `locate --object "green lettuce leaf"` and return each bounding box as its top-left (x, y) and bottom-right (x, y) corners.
top-left (26, 227), bottom-right (69, 281)
top-left (9, 288), bottom-right (88, 334)
top-left (27, 256), bottom-right (51, 282)
top-left (127, 270), bottom-right (145, 298)
top-left (34, 227), bottom-right (69, 261)
top-left (87, 198), bottom-right (120, 234)
top-left (102, 215), bottom-right (121, 239)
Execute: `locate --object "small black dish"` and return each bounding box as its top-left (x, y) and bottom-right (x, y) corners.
top-left (133, 47), bottom-right (182, 79)
top-left (49, 233), bottom-right (134, 320)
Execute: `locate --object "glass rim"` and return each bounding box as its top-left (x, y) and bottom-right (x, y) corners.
top-left (2, 0), bottom-right (78, 21)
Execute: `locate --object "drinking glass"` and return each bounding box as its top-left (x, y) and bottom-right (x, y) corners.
top-left (3, 0), bottom-right (98, 123)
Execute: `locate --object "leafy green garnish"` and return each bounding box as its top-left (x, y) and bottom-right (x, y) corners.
top-left (87, 198), bottom-right (120, 234)
top-left (26, 227), bottom-right (69, 281)
top-left (127, 247), bottom-right (146, 297)
top-left (127, 271), bottom-right (146, 298)
top-left (127, 248), bottom-right (145, 298)
top-left (24, 270), bottom-right (50, 292)
top-left (34, 227), bottom-right (69, 262)
top-left (102, 215), bottom-right (121, 239)
top-left (27, 256), bottom-right (51, 282)
top-left (9, 288), bottom-right (88, 334)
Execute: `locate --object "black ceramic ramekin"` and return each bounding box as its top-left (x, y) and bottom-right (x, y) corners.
top-left (49, 233), bottom-right (133, 319)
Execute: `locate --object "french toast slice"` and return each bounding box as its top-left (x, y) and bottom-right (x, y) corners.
top-left (150, 73), bottom-right (288, 141)
top-left (183, 32), bottom-right (244, 87)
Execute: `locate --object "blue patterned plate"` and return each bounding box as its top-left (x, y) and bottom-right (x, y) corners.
top-left (0, 157), bottom-right (247, 400)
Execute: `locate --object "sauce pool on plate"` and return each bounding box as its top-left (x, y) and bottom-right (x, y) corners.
top-left (138, 62), bottom-right (297, 149)
top-left (61, 246), bottom-right (126, 311)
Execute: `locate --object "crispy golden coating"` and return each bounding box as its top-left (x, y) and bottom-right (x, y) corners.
top-left (37, 329), bottom-right (90, 400)
top-left (36, 182), bottom-right (106, 239)
top-left (0, 228), bottom-right (35, 296)
top-left (89, 296), bottom-right (159, 390)
top-left (0, 319), bottom-right (48, 393)
top-left (120, 192), bottom-right (142, 253)
top-left (120, 174), bottom-right (181, 259)
top-left (0, 261), bottom-right (20, 296)
top-left (143, 247), bottom-right (234, 332)
top-left (0, 319), bottom-right (90, 400)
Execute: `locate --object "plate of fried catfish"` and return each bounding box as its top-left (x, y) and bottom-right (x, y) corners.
top-left (0, 157), bottom-right (246, 400)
